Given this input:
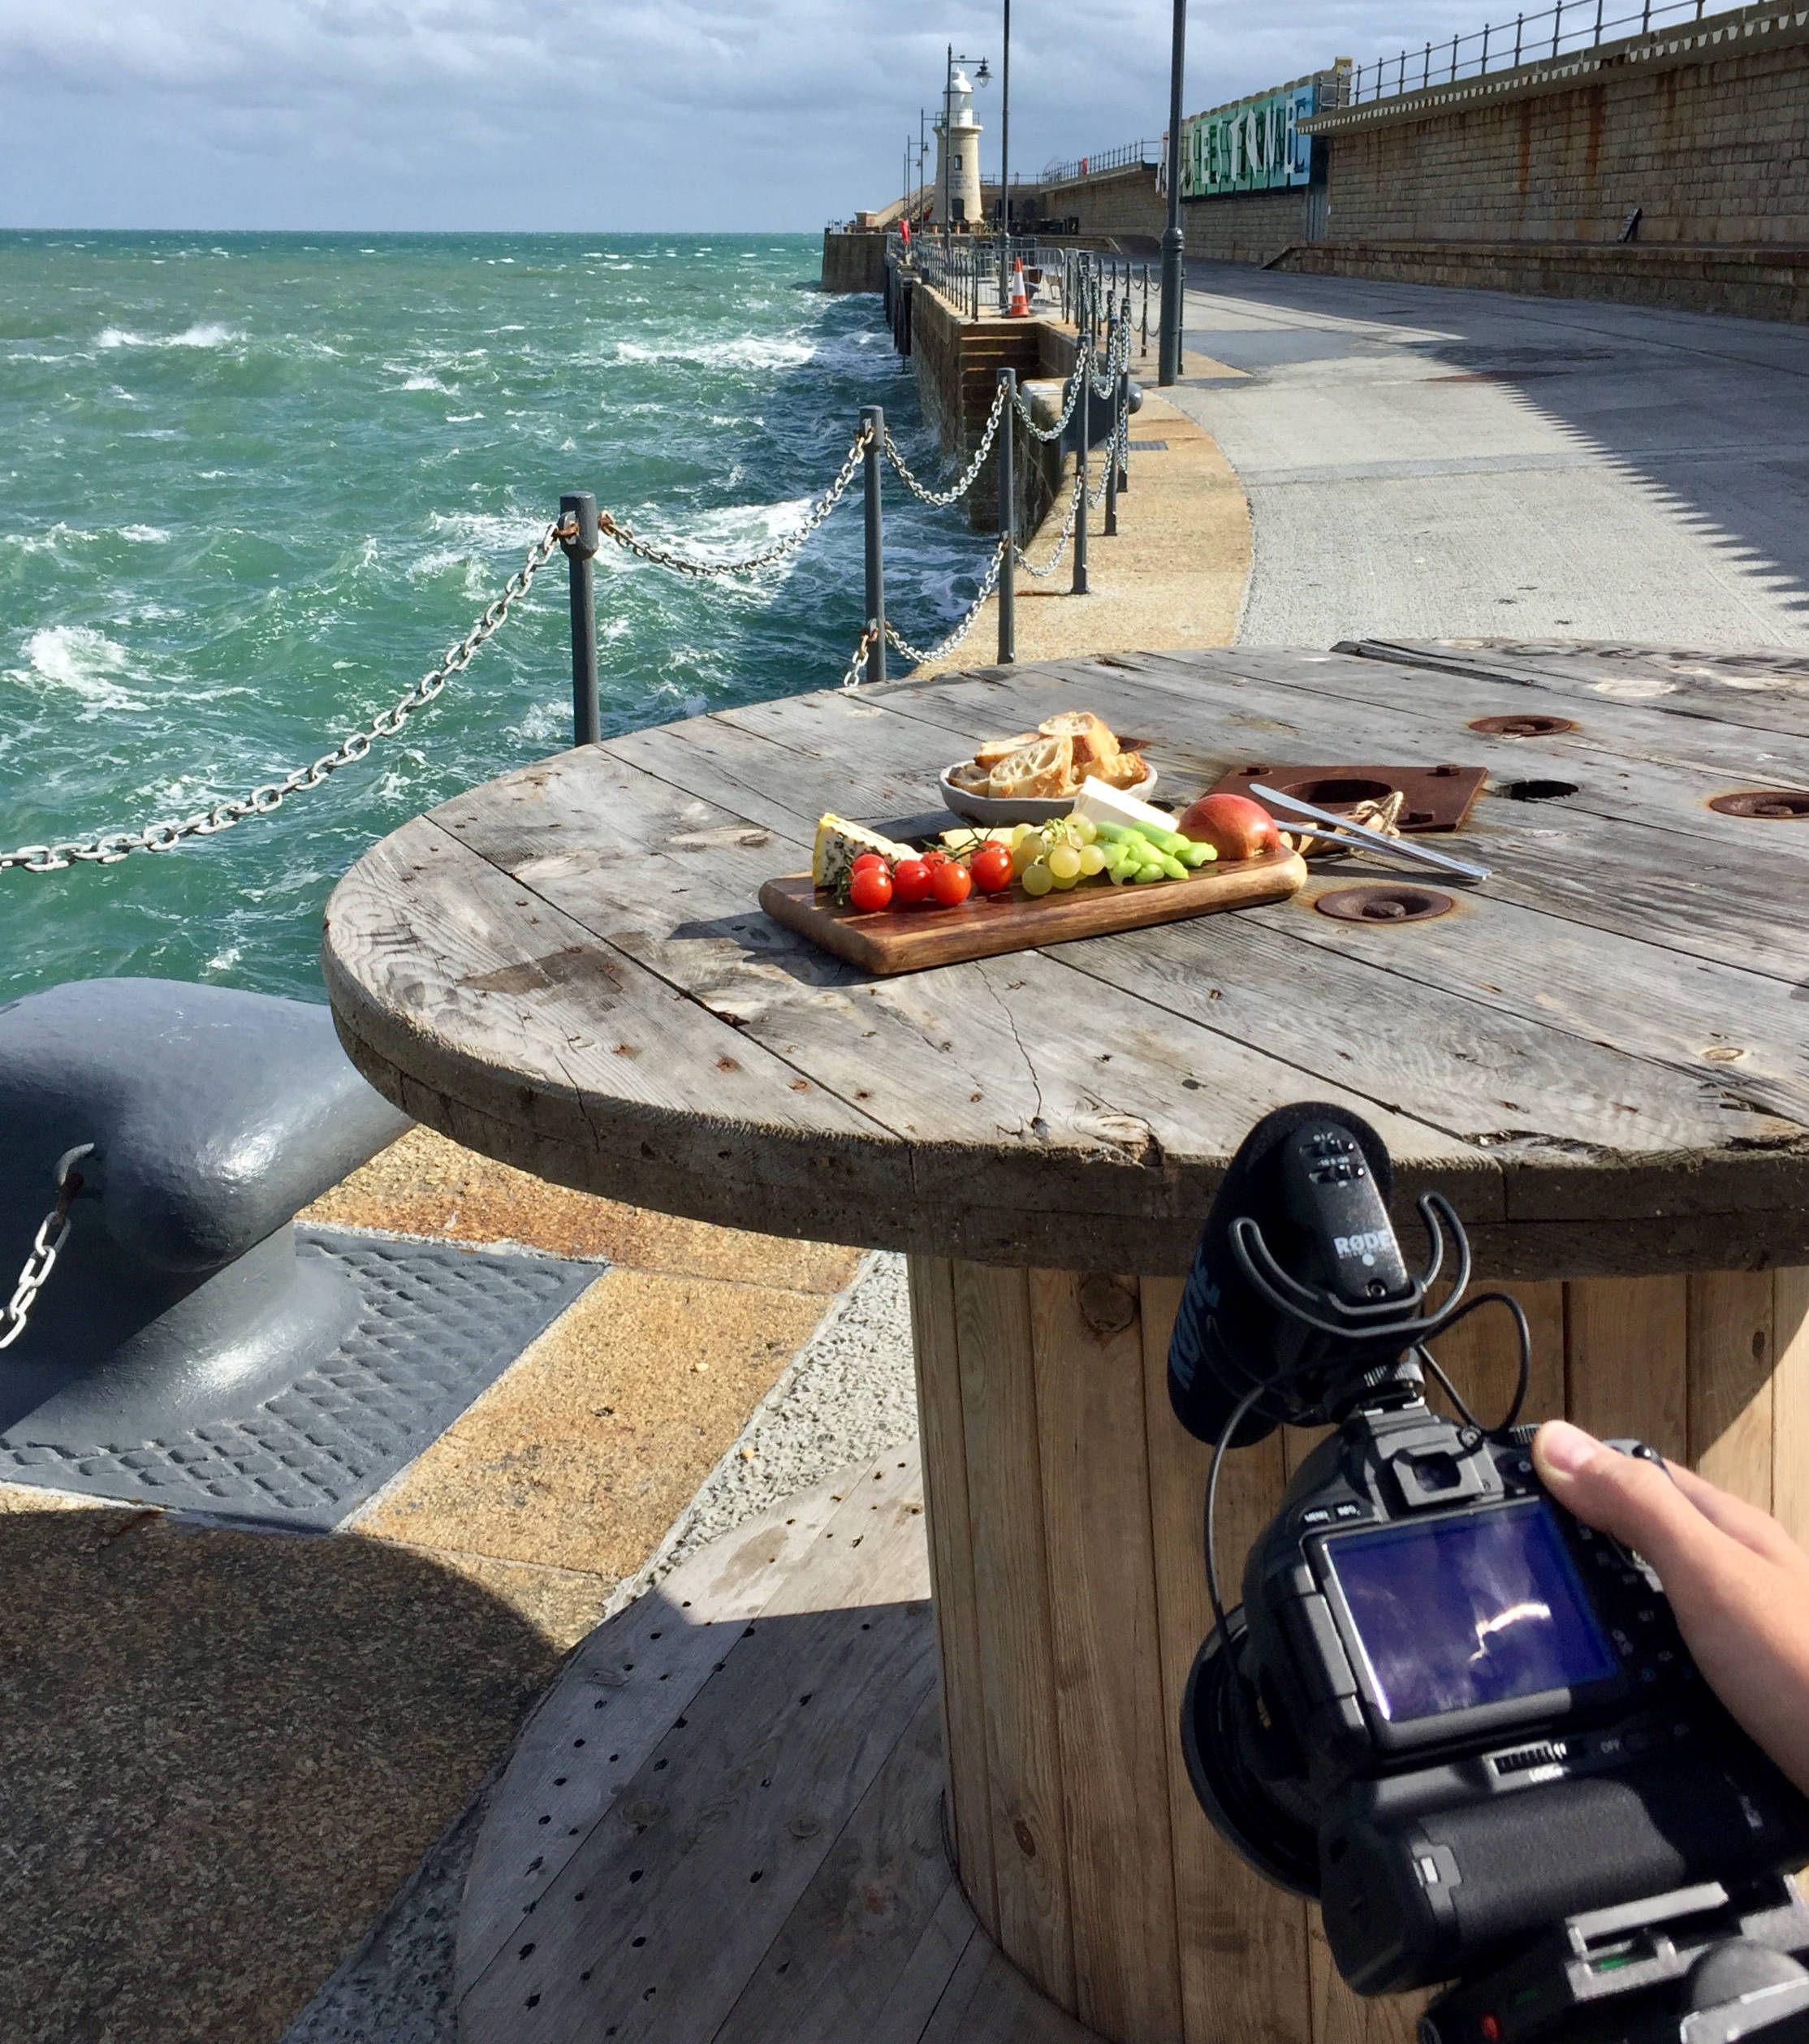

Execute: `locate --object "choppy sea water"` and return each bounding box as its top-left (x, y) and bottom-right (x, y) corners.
top-left (0, 231), bottom-right (987, 1004)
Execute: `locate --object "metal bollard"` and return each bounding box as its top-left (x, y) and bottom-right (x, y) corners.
top-left (1073, 340), bottom-right (1090, 596)
top-left (559, 491), bottom-right (601, 746)
top-left (998, 370), bottom-right (1017, 663)
top-left (861, 406), bottom-right (887, 687)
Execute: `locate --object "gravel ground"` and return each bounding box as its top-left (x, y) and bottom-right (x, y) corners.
top-left (283, 1251), bottom-right (917, 2044)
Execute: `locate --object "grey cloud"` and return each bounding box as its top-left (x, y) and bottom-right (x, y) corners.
top-left (0, 0), bottom-right (1505, 229)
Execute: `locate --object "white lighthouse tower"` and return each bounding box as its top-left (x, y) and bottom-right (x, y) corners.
top-left (935, 63), bottom-right (984, 228)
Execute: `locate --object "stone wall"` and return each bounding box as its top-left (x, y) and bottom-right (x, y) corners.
top-left (821, 231), bottom-right (888, 294)
top-left (1276, 237), bottom-right (1809, 318)
top-left (1316, 15), bottom-right (1809, 248)
top-left (1011, 164), bottom-right (1319, 265)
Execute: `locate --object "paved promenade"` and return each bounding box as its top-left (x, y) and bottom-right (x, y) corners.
top-left (1163, 262), bottom-right (1809, 650)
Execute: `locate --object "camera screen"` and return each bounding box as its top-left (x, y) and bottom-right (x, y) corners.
top-left (1325, 1501), bottom-right (1619, 1723)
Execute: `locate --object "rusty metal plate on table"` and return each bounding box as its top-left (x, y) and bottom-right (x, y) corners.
top-left (1315, 884), bottom-right (1456, 925)
top-left (1708, 789), bottom-right (1809, 819)
top-left (1468, 713), bottom-right (1578, 737)
top-left (1209, 763), bottom-right (1487, 832)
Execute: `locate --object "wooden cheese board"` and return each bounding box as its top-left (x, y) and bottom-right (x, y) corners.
top-left (758, 845), bottom-right (1309, 974)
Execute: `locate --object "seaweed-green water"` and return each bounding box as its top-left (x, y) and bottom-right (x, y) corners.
top-left (1, 231), bottom-right (981, 1001)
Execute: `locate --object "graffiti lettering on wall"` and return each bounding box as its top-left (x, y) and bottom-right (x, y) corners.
top-left (1181, 78), bottom-right (1326, 197)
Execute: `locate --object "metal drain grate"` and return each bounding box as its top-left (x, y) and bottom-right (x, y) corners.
top-left (1126, 439), bottom-right (1168, 451)
top-left (0, 1228), bottom-right (599, 1528)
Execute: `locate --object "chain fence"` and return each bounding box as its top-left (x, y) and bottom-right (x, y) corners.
top-left (881, 536), bottom-right (1010, 669)
top-left (883, 380), bottom-right (1011, 508)
top-left (0, 1147), bottom-right (90, 1350)
top-left (1, 521), bottom-right (563, 875)
top-left (598, 425), bottom-right (870, 578)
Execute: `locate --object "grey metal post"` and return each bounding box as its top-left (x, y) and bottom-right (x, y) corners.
top-left (1073, 329), bottom-right (1091, 594)
top-left (861, 406), bottom-right (887, 686)
top-left (997, 369), bottom-right (1017, 663)
top-left (1103, 315), bottom-right (1120, 538)
top-left (1158, 0), bottom-right (1187, 385)
top-left (1116, 316), bottom-right (1132, 495)
top-left (559, 491), bottom-right (601, 745)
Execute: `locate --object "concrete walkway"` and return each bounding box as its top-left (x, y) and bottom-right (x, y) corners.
top-left (1162, 261), bottom-right (1809, 650)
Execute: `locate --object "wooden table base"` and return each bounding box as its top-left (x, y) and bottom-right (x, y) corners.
top-left (906, 1256), bottom-right (1809, 2044)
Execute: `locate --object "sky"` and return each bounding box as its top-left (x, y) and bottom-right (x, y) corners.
top-left (1, 0), bottom-right (1515, 232)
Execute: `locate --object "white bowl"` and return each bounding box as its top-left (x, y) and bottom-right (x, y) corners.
top-left (937, 763), bottom-right (1159, 826)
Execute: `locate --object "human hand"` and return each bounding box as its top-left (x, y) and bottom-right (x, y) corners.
top-left (1532, 1419), bottom-right (1809, 1799)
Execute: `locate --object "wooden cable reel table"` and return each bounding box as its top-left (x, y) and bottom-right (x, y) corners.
top-left (324, 642), bottom-right (1809, 2044)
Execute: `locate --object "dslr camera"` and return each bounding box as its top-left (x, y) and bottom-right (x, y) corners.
top-left (1168, 1104), bottom-right (1809, 2044)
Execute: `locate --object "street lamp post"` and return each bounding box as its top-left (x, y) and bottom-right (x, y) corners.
top-left (1159, 0), bottom-right (1187, 385)
top-left (999, 0), bottom-right (1012, 310)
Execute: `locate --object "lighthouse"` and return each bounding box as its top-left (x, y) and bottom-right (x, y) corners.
top-left (935, 63), bottom-right (983, 227)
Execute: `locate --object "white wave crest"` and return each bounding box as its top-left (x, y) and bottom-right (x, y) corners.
top-left (11, 626), bottom-right (145, 714)
top-left (118, 525), bottom-right (171, 543)
top-left (609, 334), bottom-right (815, 373)
top-left (401, 374), bottom-right (451, 392)
top-left (96, 322), bottom-right (239, 351)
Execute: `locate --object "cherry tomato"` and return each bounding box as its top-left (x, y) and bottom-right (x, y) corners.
top-left (921, 848), bottom-right (950, 871)
top-left (849, 851), bottom-right (887, 877)
top-left (969, 843), bottom-right (1013, 894)
top-left (892, 857), bottom-right (934, 905)
top-left (847, 864), bottom-right (893, 913)
top-left (930, 859), bottom-right (972, 907)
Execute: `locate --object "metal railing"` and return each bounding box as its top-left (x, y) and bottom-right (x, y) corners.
top-left (1349, 0), bottom-right (1737, 103)
top-left (1036, 139), bottom-right (1162, 185)
top-left (896, 233), bottom-right (1155, 357)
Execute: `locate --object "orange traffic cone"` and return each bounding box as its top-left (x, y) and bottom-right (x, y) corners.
top-left (1008, 257), bottom-right (1030, 318)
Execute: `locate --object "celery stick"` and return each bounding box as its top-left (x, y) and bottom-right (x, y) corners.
top-left (1179, 843), bottom-right (1215, 867)
top-left (1158, 853), bottom-right (1188, 879)
top-left (1133, 862), bottom-right (1167, 883)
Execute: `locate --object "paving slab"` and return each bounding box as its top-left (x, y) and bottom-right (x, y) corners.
top-left (1163, 260), bottom-right (1809, 650)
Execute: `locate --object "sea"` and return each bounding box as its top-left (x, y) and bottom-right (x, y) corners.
top-left (0, 231), bottom-right (987, 1005)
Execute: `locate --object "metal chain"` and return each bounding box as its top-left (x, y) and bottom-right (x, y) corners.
top-left (601, 426), bottom-right (870, 579)
top-left (838, 623), bottom-right (881, 692)
top-left (883, 536), bottom-right (1009, 667)
top-left (0, 1149), bottom-right (90, 1351)
top-left (1013, 330), bottom-right (1095, 443)
top-left (882, 379), bottom-right (1011, 508)
top-left (1015, 469), bottom-right (1086, 579)
top-left (2, 523), bottom-right (563, 875)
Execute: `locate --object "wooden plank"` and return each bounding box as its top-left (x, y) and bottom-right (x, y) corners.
top-left (1772, 1268), bottom-right (1809, 1551)
top-left (1345, 642), bottom-right (1809, 745)
top-left (757, 848), bottom-right (1308, 975)
top-left (1688, 1269), bottom-right (1777, 1508)
top-left (1056, 911), bottom-right (1803, 1225)
top-left (951, 1260), bottom-right (1077, 2007)
top-left (463, 1481), bottom-right (939, 2042)
top-left (1030, 1268), bottom-right (1184, 2042)
top-left (1422, 1280), bottom-right (1565, 1433)
top-left (714, 1687), bottom-right (953, 2044)
top-left (912, 1926), bottom-right (1104, 2044)
top-left (456, 1463), bottom-right (870, 1993)
top-left (320, 815), bottom-right (897, 1208)
top-left (1141, 1275), bottom-right (1311, 2044)
top-left (904, 1255), bottom-right (997, 1933)
top-left (1564, 1277), bottom-right (1690, 1462)
top-left (864, 1884), bottom-right (982, 2044)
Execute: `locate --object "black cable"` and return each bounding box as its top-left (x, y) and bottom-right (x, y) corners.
top-left (1417, 1289), bottom-right (1533, 1437)
top-left (1204, 1367), bottom-right (1288, 1640)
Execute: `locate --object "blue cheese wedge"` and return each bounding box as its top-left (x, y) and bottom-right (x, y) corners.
top-left (812, 814), bottom-right (914, 890)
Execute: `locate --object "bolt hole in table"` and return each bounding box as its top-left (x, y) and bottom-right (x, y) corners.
top-left (323, 642), bottom-right (1809, 2043)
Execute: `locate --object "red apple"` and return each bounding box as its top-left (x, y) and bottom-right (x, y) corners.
top-left (1175, 792), bottom-right (1283, 861)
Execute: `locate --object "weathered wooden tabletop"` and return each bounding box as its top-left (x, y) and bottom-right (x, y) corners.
top-left (322, 640), bottom-right (1809, 1280)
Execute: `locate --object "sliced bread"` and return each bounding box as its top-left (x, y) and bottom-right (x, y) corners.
top-left (988, 734), bottom-right (1073, 798)
top-left (1038, 710), bottom-right (1119, 767)
top-left (973, 731), bottom-right (1041, 769)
